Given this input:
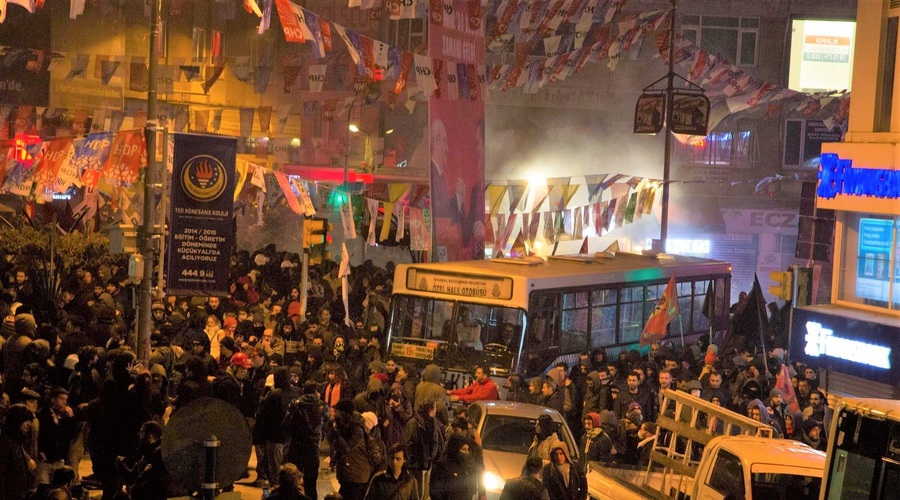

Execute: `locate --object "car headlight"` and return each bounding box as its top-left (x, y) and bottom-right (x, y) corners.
top-left (483, 471), bottom-right (505, 492)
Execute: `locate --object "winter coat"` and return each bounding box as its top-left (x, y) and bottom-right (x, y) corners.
top-left (364, 468), bottom-right (419, 500)
top-left (284, 393), bottom-right (327, 451)
top-left (331, 412), bottom-right (373, 484)
top-left (254, 386), bottom-right (301, 443)
top-left (415, 364), bottom-right (448, 419)
top-left (403, 411), bottom-right (445, 472)
top-left (429, 435), bottom-right (479, 500)
top-left (499, 474), bottom-right (549, 500)
top-left (542, 446), bottom-right (587, 500)
top-left (527, 432), bottom-right (567, 462)
top-left (581, 371), bottom-right (610, 416)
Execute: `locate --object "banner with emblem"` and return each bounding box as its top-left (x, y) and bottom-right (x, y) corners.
top-left (167, 133), bottom-right (237, 296)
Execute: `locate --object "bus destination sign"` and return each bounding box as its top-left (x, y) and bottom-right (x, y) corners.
top-left (406, 269), bottom-right (514, 300)
top-left (391, 342), bottom-right (436, 361)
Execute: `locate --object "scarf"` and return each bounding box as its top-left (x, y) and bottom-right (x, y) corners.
top-left (583, 427), bottom-right (600, 454)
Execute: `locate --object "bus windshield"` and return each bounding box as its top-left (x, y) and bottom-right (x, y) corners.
top-left (388, 294), bottom-right (525, 376)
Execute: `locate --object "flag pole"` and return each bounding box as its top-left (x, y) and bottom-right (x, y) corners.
top-left (678, 311), bottom-right (685, 347)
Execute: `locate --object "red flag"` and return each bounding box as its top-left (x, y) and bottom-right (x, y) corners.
top-left (640, 275), bottom-right (679, 346)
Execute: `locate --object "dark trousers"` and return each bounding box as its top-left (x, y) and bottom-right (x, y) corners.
top-left (339, 481), bottom-right (368, 500)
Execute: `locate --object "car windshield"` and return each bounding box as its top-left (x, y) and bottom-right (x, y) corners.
top-left (481, 414), bottom-right (536, 454)
top-left (751, 472), bottom-right (821, 500)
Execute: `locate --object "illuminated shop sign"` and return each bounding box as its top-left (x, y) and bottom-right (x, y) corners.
top-left (804, 321), bottom-right (891, 369)
top-left (817, 153), bottom-right (900, 199)
top-left (790, 307), bottom-right (899, 385)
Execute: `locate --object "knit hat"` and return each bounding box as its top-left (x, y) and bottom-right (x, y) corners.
top-left (802, 418), bottom-right (820, 435)
top-left (627, 401), bottom-right (642, 414)
top-left (625, 410), bottom-right (643, 427)
top-left (373, 372), bottom-right (389, 386)
top-left (585, 412), bottom-right (601, 429)
top-left (769, 388), bottom-right (783, 399)
top-left (14, 313), bottom-right (36, 337)
top-left (151, 302), bottom-right (166, 312)
top-left (223, 317), bottom-right (238, 329)
top-left (230, 352), bottom-right (252, 369)
top-left (361, 411), bottom-right (378, 432)
top-left (685, 379), bottom-right (702, 392)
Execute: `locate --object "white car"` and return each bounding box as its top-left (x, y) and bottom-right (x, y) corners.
top-left (467, 401), bottom-right (580, 499)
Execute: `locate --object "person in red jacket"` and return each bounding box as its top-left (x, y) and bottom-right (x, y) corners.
top-left (447, 366), bottom-right (499, 403)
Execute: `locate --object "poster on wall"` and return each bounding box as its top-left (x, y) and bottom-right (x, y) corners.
top-left (167, 134), bottom-right (237, 296)
top-left (429, 0), bottom-right (486, 262)
top-left (788, 19), bottom-right (856, 93)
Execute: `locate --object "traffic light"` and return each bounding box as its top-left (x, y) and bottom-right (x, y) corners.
top-left (768, 270), bottom-right (793, 301)
top-left (303, 218), bottom-right (331, 264)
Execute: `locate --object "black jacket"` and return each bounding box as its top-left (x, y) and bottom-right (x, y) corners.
top-left (541, 447), bottom-right (587, 500)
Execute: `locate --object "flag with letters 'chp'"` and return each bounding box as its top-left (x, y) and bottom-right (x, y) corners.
top-left (640, 275), bottom-right (680, 347)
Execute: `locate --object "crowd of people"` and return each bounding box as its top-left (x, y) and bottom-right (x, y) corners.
top-left (0, 244), bottom-right (831, 500)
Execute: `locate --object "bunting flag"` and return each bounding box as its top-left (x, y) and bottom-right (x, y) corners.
top-left (409, 207), bottom-right (429, 251)
top-left (395, 204), bottom-right (405, 242)
top-left (573, 206), bottom-right (583, 239)
top-left (510, 230), bottom-right (526, 256)
top-left (273, 171), bottom-right (303, 215)
top-left (528, 211), bottom-right (541, 244)
top-left (102, 130), bottom-right (144, 184)
top-left (542, 211), bottom-right (555, 244)
top-left (234, 158), bottom-right (250, 202)
top-left (624, 191), bottom-right (637, 224)
top-left (507, 181), bottom-right (528, 213)
top-left (333, 24), bottom-right (360, 65)
top-left (640, 274), bottom-right (679, 346)
top-left (366, 197), bottom-right (378, 245)
top-left (483, 213), bottom-right (494, 246)
top-left (250, 163), bottom-right (267, 191)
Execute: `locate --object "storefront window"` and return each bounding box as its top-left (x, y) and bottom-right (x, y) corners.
top-left (837, 213), bottom-right (899, 311)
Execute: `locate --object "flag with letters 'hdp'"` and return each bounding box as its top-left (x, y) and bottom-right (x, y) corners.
top-left (640, 275), bottom-right (680, 347)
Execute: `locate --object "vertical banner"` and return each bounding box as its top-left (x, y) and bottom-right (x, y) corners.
top-left (429, 0), bottom-right (486, 261)
top-left (167, 134), bottom-right (237, 295)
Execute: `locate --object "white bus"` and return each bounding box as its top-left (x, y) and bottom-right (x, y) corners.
top-left (385, 252), bottom-right (732, 389)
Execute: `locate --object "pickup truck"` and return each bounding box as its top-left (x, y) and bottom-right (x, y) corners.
top-left (587, 389), bottom-right (825, 500)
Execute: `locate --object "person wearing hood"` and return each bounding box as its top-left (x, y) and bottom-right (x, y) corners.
top-left (528, 414), bottom-right (568, 461)
top-left (362, 411), bottom-right (387, 473)
top-left (0, 404), bottom-right (36, 500)
top-left (581, 370), bottom-right (611, 417)
top-left (354, 374), bottom-right (387, 416)
top-left (284, 381), bottom-right (327, 500)
top-left (415, 364), bottom-right (448, 423)
top-left (430, 434), bottom-right (479, 500)
top-left (783, 410), bottom-right (804, 441)
top-left (302, 346), bottom-right (325, 386)
top-left (800, 418), bottom-right (826, 451)
top-left (383, 385), bottom-right (413, 451)
top-left (747, 398), bottom-right (782, 437)
top-left (542, 446), bottom-right (587, 500)
top-left (636, 422), bottom-right (657, 467)
top-left (579, 412), bottom-right (613, 471)
top-left (364, 444), bottom-right (419, 500)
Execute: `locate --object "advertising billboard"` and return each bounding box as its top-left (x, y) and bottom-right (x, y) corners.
top-left (788, 19), bottom-right (855, 93)
top-left (855, 218), bottom-right (895, 303)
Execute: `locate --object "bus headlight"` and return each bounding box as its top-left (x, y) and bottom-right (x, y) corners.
top-left (483, 471), bottom-right (505, 492)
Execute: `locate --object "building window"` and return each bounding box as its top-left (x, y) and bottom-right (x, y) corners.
top-left (675, 131), bottom-right (754, 166)
top-left (388, 19), bottom-right (426, 52)
top-left (836, 213), bottom-right (899, 312)
top-left (682, 16), bottom-right (759, 67)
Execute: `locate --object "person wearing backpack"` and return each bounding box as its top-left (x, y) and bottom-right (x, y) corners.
top-left (283, 380), bottom-right (327, 500)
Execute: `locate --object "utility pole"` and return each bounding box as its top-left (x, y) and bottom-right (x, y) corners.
top-left (137, 0), bottom-right (161, 363)
top-left (660, 0), bottom-right (676, 244)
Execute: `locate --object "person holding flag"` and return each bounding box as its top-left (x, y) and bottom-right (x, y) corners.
top-left (640, 275), bottom-right (680, 347)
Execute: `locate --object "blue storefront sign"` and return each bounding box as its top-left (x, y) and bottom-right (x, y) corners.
top-left (790, 306), bottom-right (899, 386)
top-left (167, 134), bottom-right (237, 296)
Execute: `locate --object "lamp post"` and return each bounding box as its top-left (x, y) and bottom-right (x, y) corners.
top-left (137, 0), bottom-right (161, 363)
